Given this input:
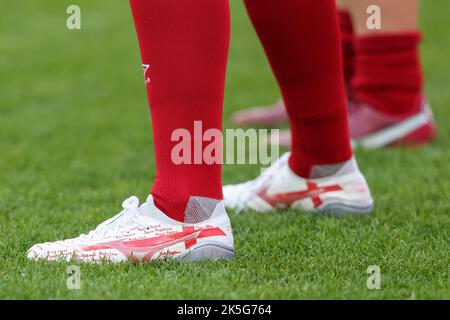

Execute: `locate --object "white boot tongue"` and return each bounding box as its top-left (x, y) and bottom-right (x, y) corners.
top-left (137, 195), bottom-right (157, 218)
top-left (122, 196), bottom-right (139, 209)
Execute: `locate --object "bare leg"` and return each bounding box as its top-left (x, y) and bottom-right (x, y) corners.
top-left (345, 0), bottom-right (418, 34)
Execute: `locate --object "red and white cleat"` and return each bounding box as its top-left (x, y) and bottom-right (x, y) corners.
top-left (350, 98), bottom-right (436, 149)
top-left (27, 196), bottom-right (234, 263)
top-left (223, 153), bottom-right (373, 214)
top-left (268, 98), bottom-right (436, 149)
top-left (232, 99), bottom-right (288, 126)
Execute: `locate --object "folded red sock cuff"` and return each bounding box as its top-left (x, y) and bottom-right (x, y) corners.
top-left (352, 32), bottom-right (424, 116)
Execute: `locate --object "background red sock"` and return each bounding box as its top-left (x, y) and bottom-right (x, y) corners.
top-left (352, 32), bottom-right (424, 116)
top-left (130, 0), bottom-right (230, 222)
top-left (244, 0), bottom-right (352, 178)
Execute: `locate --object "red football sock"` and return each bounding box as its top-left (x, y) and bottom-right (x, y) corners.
top-left (130, 0), bottom-right (230, 222)
top-left (338, 10), bottom-right (356, 95)
top-left (244, 0), bottom-right (352, 178)
top-left (352, 32), bottom-right (424, 116)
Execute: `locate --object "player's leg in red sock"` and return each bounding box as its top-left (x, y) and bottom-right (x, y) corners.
top-left (348, 0), bottom-right (423, 115)
top-left (353, 32), bottom-right (423, 116)
top-left (130, 0), bottom-right (230, 221)
top-left (223, 0), bottom-right (373, 215)
top-left (27, 0), bottom-right (235, 264)
top-left (244, 0), bottom-right (352, 178)
top-left (345, 0), bottom-right (435, 147)
top-left (231, 3), bottom-right (356, 128)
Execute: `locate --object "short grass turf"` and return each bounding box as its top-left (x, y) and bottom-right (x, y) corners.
top-left (0, 0), bottom-right (449, 299)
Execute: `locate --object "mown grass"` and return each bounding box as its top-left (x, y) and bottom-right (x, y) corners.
top-left (0, 0), bottom-right (448, 299)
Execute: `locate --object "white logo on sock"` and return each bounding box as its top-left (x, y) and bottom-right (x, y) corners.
top-left (142, 64), bottom-right (151, 84)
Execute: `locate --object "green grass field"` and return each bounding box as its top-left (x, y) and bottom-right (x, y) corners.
top-left (0, 0), bottom-right (449, 299)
